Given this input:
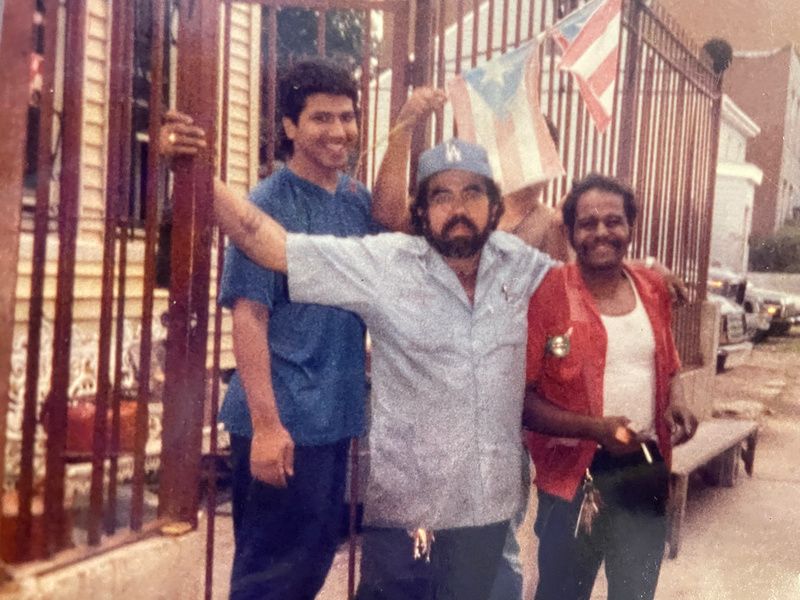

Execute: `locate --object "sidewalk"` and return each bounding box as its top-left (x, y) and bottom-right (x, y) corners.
top-left (211, 329), bottom-right (800, 599)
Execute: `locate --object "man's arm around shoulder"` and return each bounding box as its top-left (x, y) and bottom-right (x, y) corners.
top-left (214, 179), bottom-right (288, 273)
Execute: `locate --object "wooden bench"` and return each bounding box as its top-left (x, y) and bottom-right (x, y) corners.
top-left (667, 418), bottom-right (758, 558)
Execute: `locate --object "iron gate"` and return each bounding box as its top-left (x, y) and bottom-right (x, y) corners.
top-left (0, 0), bottom-right (721, 597)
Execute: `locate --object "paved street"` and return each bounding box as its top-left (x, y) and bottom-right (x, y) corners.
top-left (211, 327), bottom-right (800, 599)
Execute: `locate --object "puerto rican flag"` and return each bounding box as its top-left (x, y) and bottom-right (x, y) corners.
top-left (552, 0), bottom-right (622, 133)
top-left (448, 42), bottom-right (564, 194)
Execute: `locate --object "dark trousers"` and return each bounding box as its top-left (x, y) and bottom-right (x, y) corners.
top-left (534, 442), bottom-right (669, 600)
top-left (229, 434), bottom-right (349, 600)
top-left (355, 521), bottom-right (509, 600)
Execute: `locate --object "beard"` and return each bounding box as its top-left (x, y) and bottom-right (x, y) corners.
top-left (424, 215), bottom-right (493, 259)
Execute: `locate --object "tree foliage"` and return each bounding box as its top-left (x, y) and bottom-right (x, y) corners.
top-left (273, 8), bottom-right (367, 70)
top-left (749, 223), bottom-right (800, 273)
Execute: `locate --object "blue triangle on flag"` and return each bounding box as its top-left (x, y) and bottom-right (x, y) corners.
top-left (463, 43), bottom-right (532, 117)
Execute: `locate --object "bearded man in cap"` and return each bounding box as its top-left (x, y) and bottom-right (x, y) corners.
top-left (211, 137), bottom-right (557, 599)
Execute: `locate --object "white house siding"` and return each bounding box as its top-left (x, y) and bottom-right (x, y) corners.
top-left (5, 2), bottom-right (264, 485)
top-left (212, 3), bottom-right (262, 369)
top-left (710, 95), bottom-right (763, 274)
top-left (78, 0), bottom-right (110, 242)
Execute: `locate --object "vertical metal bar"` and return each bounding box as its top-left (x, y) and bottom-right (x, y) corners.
top-left (316, 8), bottom-right (326, 56)
top-left (369, 67), bottom-right (380, 185)
top-left (697, 79), bottom-right (722, 302)
top-left (664, 76), bottom-right (687, 270)
top-left (204, 3), bottom-right (232, 598)
top-left (486, 0), bottom-right (494, 60)
top-left (0, 0), bottom-right (35, 538)
top-left (615, 0), bottom-right (642, 185)
top-left (347, 438), bottom-right (360, 600)
top-left (89, 0), bottom-right (132, 545)
top-left (132, 0), bottom-right (167, 533)
top-left (455, 0), bottom-right (464, 76)
top-left (471, 0), bottom-right (479, 67)
top-left (14, 0), bottom-right (57, 562)
top-left (632, 49), bottom-right (655, 258)
top-left (159, 0), bottom-right (218, 527)
top-left (264, 7), bottom-right (277, 174)
top-left (388, 5), bottom-right (409, 124)
top-left (571, 99), bottom-right (584, 181)
top-left (409, 0), bottom-right (433, 182)
top-left (434, 1), bottom-right (445, 144)
top-left (500, 0), bottom-right (509, 54)
top-left (358, 8), bottom-right (371, 182)
top-left (44, 0), bottom-right (87, 556)
top-left (88, 0), bottom-right (122, 546)
top-left (514, 0), bottom-right (522, 47)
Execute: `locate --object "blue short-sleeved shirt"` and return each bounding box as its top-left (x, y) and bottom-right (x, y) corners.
top-left (218, 167), bottom-right (376, 445)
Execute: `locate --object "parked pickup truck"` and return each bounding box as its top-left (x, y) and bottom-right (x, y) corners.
top-left (745, 284), bottom-right (800, 336)
top-left (707, 267), bottom-right (770, 344)
top-left (707, 292), bottom-right (754, 371)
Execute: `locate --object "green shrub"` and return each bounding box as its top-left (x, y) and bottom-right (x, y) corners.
top-left (749, 224), bottom-right (800, 272)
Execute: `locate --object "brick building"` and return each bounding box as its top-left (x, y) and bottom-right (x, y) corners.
top-left (659, 0), bottom-right (800, 235)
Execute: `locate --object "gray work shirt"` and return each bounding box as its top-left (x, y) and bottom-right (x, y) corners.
top-left (286, 231), bottom-right (556, 529)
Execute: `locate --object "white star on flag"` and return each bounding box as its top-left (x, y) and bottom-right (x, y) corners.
top-left (448, 42), bottom-right (564, 194)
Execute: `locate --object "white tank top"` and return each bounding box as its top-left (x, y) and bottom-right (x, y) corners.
top-left (600, 275), bottom-right (656, 437)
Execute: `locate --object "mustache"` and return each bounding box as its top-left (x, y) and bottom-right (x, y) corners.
top-left (442, 215), bottom-right (480, 237)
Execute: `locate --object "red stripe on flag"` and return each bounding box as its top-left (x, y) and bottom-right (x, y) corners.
top-left (524, 52), bottom-right (563, 177)
top-left (448, 76), bottom-right (477, 143)
top-left (559, 0), bottom-right (621, 68)
top-left (576, 76), bottom-right (612, 133)
top-left (587, 47), bottom-right (618, 97)
top-left (495, 113), bottom-right (525, 192)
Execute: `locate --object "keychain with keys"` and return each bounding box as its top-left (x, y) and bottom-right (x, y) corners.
top-left (574, 469), bottom-right (602, 537)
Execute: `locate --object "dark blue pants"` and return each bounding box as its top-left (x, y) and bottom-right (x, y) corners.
top-left (229, 434), bottom-right (349, 600)
top-left (355, 521), bottom-right (509, 600)
top-left (534, 442), bottom-right (669, 600)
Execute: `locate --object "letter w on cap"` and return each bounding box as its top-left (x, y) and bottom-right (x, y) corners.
top-left (445, 141), bottom-right (462, 163)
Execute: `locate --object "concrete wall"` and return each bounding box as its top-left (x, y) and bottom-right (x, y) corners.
top-left (1, 530), bottom-right (205, 600)
top-left (679, 302), bottom-right (721, 421)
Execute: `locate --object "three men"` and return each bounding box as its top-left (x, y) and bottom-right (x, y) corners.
top-left (523, 174), bottom-right (697, 600)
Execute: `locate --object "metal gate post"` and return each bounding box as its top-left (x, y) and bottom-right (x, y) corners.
top-left (615, 0), bottom-right (643, 185)
top-left (408, 0), bottom-right (435, 184)
top-left (0, 0), bottom-right (35, 510)
top-left (158, 0), bottom-right (219, 527)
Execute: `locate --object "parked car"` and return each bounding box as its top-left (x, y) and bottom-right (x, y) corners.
top-left (745, 284), bottom-right (800, 336)
top-left (708, 267), bottom-right (771, 342)
top-left (707, 292), bottom-right (754, 371)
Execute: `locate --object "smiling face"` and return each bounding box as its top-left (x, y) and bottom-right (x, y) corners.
top-left (419, 169), bottom-right (497, 259)
top-left (282, 93), bottom-right (358, 185)
top-left (571, 188), bottom-right (632, 272)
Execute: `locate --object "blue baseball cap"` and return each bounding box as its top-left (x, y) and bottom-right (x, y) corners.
top-left (416, 138), bottom-right (494, 186)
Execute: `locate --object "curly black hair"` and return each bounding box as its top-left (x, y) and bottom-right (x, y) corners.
top-left (275, 59), bottom-right (359, 160)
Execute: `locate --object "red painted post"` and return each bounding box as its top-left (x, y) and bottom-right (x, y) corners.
top-left (132, 0), bottom-right (167, 532)
top-left (0, 0), bottom-right (34, 505)
top-left (158, 0), bottom-right (219, 527)
top-left (43, 0), bottom-right (87, 556)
